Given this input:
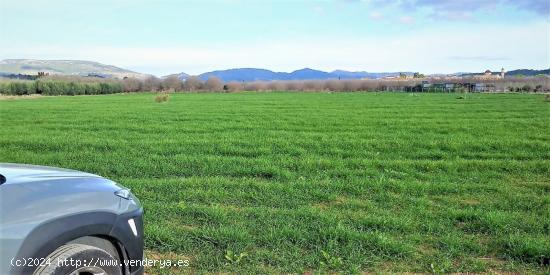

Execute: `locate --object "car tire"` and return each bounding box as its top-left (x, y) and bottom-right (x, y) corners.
top-left (33, 243), bottom-right (123, 275)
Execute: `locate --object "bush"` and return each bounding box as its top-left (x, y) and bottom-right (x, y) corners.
top-left (155, 93), bottom-right (169, 103)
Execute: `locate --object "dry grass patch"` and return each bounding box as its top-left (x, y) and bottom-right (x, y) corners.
top-left (154, 93), bottom-right (170, 103)
top-left (460, 198), bottom-right (481, 206)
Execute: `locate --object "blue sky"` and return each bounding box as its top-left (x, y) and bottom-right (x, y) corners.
top-left (1, 0), bottom-right (548, 76)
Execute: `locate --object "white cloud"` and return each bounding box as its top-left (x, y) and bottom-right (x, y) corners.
top-left (399, 16), bottom-right (415, 24)
top-left (364, 0), bottom-right (550, 19)
top-left (368, 11), bottom-right (383, 20)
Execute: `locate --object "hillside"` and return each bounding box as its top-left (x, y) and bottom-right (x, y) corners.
top-left (0, 59), bottom-right (148, 79)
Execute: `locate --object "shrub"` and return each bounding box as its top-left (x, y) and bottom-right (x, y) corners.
top-left (155, 93), bottom-right (169, 103)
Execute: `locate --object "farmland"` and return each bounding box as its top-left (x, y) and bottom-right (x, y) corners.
top-left (0, 92), bottom-right (549, 273)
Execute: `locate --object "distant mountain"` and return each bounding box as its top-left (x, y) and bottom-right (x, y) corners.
top-left (286, 68), bottom-right (332, 80)
top-left (168, 68), bottom-right (415, 82)
top-left (0, 59), bottom-right (148, 79)
top-left (198, 68), bottom-right (281, 82)
top-left (506, 68), bottom-right (550, 76)
top-left (163, 72), bottom-right (189, 80)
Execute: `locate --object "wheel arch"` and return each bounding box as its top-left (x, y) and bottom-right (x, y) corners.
top-left (12, 211), bottom-right (119, 275)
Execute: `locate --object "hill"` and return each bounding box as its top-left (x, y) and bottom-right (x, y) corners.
top-left (461, 68), bottom-right (550, 77)
top-left (198, 68), bottom-right (280, 82)
top-left (166, 68), bottom-right (411, 82)
top-left (506, 68), bottom-right (550, 76)
top-left (0, 59), bottom-right (148, 79)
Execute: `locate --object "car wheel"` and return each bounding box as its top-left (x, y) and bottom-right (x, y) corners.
top-left (33, 243), bottom-right (123, 275)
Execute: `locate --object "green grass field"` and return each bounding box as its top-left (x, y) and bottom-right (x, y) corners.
top-left (1, 92), bottom-right (549, 273)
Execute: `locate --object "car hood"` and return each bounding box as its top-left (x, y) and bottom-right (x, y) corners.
top-left (0, 163), bottom-right (102, 185)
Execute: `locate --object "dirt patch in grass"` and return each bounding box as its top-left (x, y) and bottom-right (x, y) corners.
top-left (460, 198), bottom-right (481, 206)
top-left (144, 250), bottom-right (193, 275)
top-left (178, 224), bottom-right (199, 231)
top-left (478, 256), bottom-right (506, 265)
top-left (417, 244), bottom-right (437, 256)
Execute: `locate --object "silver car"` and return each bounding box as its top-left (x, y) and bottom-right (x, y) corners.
top-left (0, 163), bottom-right (144, 275)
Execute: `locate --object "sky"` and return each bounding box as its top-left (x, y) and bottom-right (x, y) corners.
top-left (1, 0), bottom-right (549, 76)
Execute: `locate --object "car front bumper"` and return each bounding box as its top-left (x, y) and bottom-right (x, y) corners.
top-left (111, 207), bottom-right (144, 275)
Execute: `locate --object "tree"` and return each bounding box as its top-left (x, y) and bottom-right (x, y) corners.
top-left (225, 81), bottom-right (243, 92)
top-left (183, 76), bottom-right (202, 91)
top-left (122, 77), bottom-right (142, 92)
top-left (325, 80), bottom-right (344, 91)
top-left (142, 76), bottom-right (162, 92)
top-left (413, 72), bottom-right (425, 78)
top-left (245, 81), bottom-right (268, 91)
top-left (162, 76), bottom-right (183, 91)
top-left (266, 81), bottom-right (285, 91)
top-left (205, 77), bottom-right (223, 91)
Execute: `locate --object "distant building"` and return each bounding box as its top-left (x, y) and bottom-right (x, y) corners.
top-left (473, 68), bottom-right (505, 79)
top-left (382, 75), bottom-right (400, 80)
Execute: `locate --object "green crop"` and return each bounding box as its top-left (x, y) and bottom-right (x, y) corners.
top-left (1, 92), bottom-right (548, 274)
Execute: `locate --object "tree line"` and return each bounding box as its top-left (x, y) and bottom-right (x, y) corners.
top-left (0, 74), bottom-right (548, 95)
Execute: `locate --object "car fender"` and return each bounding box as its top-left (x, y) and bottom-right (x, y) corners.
top-left (11, 211), bottom-right (117, 274)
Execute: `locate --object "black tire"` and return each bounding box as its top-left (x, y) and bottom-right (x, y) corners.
top-left (33, 243), bottom-right (123, 275)
top-left (67, 236), bottom-right (121, 263)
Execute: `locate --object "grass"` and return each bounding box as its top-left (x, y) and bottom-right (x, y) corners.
top-left (1, 92), bottom-right (549, 274)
